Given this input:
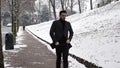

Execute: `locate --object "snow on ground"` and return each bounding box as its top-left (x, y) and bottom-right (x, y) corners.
top-left (26, 1), bottom-right (120, 68)
top-left (3, 27), bottom-right (27, 68)
top-left (27, 28), bottom-right (86, 68)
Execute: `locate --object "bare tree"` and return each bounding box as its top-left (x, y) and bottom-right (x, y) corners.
top-left (48, 0), bottom-right (52, 20)
top-left (1, 0), bottom-right (10, 12)
top-left (48, 0), bottom-right (51, 12)
top-left (19, 0), bottom-right (36, 14)
top-left (40, 5), bottom-right (50, 22)
top-left (0, 0), bottom-right (5, 67)
top-left (69, 0), bottom-right (77, 14)
top-left (49, 0), bottom-right (57, 20)
top-left (62, 0), bottom-right (71, 10)
top-left (60, 0), bottom-right (65, 10)
top-left (107, 0), bottom-right (112, 4)
top-left (70, 0), bottom-right (73, 13)
top-left (35, 0), bottom-right (42, 23)
top-left (78, 0), bottom-right (81, 13)
top-left (64, 0), bottom-right (70, 10)
top-left (90, 0), bottom-right (93, 10)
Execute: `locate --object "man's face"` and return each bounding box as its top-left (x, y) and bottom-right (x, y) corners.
top-left (60, 13), bottom-right (67, 21)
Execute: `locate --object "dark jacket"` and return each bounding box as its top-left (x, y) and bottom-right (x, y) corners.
top-left (50, 20), bottom-right (74, 43)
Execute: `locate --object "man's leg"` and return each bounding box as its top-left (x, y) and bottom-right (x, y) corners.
top-left (63, 46), bottom-right (69, 68)
top-left (56, 47), bottom-right (62, 68)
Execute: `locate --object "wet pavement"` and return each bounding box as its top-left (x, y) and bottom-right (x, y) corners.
top-left (3, 29), bottom-right (56, 68)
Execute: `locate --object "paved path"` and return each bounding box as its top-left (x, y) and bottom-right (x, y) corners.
top-left (4, 30), bottom-right (56, 68)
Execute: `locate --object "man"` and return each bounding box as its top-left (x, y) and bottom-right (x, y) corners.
top-left (50, 10), bottom-right (74, 68)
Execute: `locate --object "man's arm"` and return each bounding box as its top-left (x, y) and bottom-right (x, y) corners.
top-left (68, 23), bottom-right (74, 41)
top-left (50, 21), bottom-right (60, 45)
top-left (50, 21), bottom-right (57, 43)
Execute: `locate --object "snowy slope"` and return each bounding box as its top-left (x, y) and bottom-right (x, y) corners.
top-left (70, 1), bottom-right (120, 67)
top-left (27, 1), bottom-right (120, 68)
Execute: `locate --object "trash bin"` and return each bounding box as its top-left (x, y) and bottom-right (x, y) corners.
top-left (5, 33), bottom-right (14, 50)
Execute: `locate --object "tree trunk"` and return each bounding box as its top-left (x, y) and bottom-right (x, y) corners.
top-left (49, 0), bottom-right (57, 20)
top-left (48, 0), bottom-right (52, 20)
top-left (16, 0), bottom-right (20, 32)
top-left (12, 0), bottom-right (14, 32)
top-left (53, 6), bottom-right (57, 20)
top-left (65, 0), bottom-right (70, 10)
top-left (78, 0), bottom-right (81, 13)
top-left (38, 0), bottom-right (41, 23)
top-left (13, 0), bottom-right (19, 44)
top-left (70, 0), bottom-right (73, 14)
top-left (107, 0), bottom-right (112, 4)
top-left (60, 0), bottom-right (64, 10)
top-left (90, 0), bottom-right (93, 10)
top-left (0, 0), bottom-right (5, 67)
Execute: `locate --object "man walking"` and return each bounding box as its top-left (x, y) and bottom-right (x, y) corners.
top-left (50, 10), bottom-right (74, 68)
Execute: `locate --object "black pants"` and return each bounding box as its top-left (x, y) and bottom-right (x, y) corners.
top-left (56, 44), bottom-right (69, 68)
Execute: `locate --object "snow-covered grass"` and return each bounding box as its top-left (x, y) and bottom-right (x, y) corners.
top-left (26, 1), bottom-right (120, 68)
